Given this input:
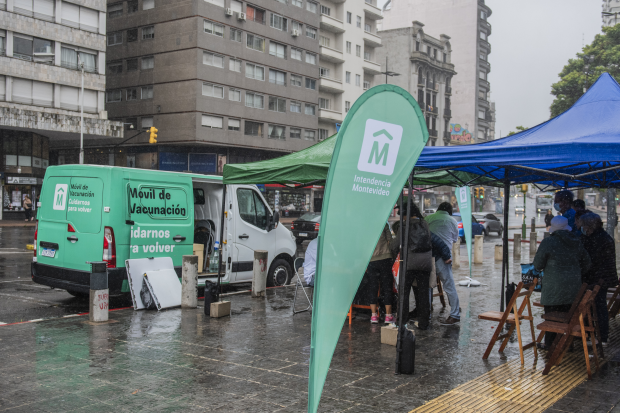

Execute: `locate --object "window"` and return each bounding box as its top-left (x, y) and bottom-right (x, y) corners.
top-left (141, 56), bottom-right (154, 70)
top-left (12, 35), bottom-right (32, 61)
top-left (291, 48), bottom-right (302, 60)
top-left (292, 21), bottom-right (302, 33)
top-left (245, 92), bottom-right (264, 108)
top-left (319, 67), bottom-right (330, 78)
top-left (346, 41), bottom-right (351, 54)
top-left (320, 5), bottom-right (330, 15)
top-left (237, 189), bottom-right (269, 230)
top-left (142, 117), bottom-right (154, 128)
top-left (355, 74), bottom-right (360, 86)
top-left (356, 45), bottom-right (361, 57)
top-left (245, 121), bottom-right (263, 136)
top-left (127, 0), bottom-right (138, 13)
top-left (125, 118), bottom-right (137, 131)
top-left (231, 0), bottom-right (242, 13)
top-left (478, 109), bottom-right (485, 119)
top-left (415, 41), bottom-right (420, 51)
top-left (291, 75), bottom-right (302, 87)
top-left (203, 52), bottom-right (224, 68)
top-left (292, 0), bottom-right (302, 7)
top-left (268, 96), bottom-right (286, 112)
top-left (107, 89), bottom-right (122, 102)
top-left (304, 130), bottom-right (316, 140)
top-left (443, 53), bottom-right (447, 63)
top-left (269, 42), bottom-right (286, 59)
top-left (480, 31), bottom-right (486, 40)
top-left (126, 58), bottom-right (138, 71)
top-left (246, 5), bottom-right (265, 23)
top-left (143, 0), bottom-right (154, 10)
top-left (127, 88), bottom-right (138, 101)
top-left (345, 101), bottom-right (350, 112)
top-left (364, 24), bottom-right (371, 32)
top-left (480, 10), bottom-right (486, 20)
top-left (202, 83), bottom-right (224, 98)
top-left (290, 101), bottom-right (301, 113)
top-left (290, 128), bottom-right (301, 139)
top-left (270, 13), bottom-right (288, 31)
top-left (305, 52), bottom-right (316, 64)
top-left (108, 2), bottom-right (122, 18)
top-left (356, 15), bottom-right (361, 28)
top-left (141, 85), bottom-right (153, 99)
top-left (12, 0), bottom-right (53, 20)
top-left (246, 63), bottom-right (265, 80)
top-left (319, 36), bottom-right (330, 47)
top-left (345, 72), bottom-right (351, 83)
top-left (305, 104), bottom-right (315, 115)
top-left (62, 2), bottom-right (99, 32)
top-left (229, 58), bottom-right (241, 72)
top-left (479, 53), bottom-right (486, 61)
top-left (0, 33), bottom-right (4, 56)
top-left (305, 78), bottom-right (316, 90)
top-left (363, 81), bottom-right (370, 89)
top-left (347, 12), bottom-right (352, 23)
top-left (427, 46), bottom-right (431, 55)
top-left (319, 129), bottom-right (329, 141)
top-left (433, 48), bottom-right (437, 59)
top-left (479, 70), bottom-right (486, 80)
top-left (269, 69), bottom-right (286, 85)
top-left (204, 20), bottom-right (224, 37)
top-left (319, 98), bottom-right (330, 110)
top-left (142, 26), bottom-right (155, 40)
top-left (268, 124), bottom-right (286, 139)
top-left (108, 31), bottom-right (122, 45)
top-left (229, 88), bottom-right (241, 101)
top-left (202, 115), bottom-right (223, 129)
top-left (230, 28), bottom-right (242, 42)
top-left (306, 27), bottom-right (317, 39)
top-left (127, 28), bottom-right (138, 42)
top-left (306, 1), bottom-right (317, 13)
top-left (108, 61), bottom-right (122, 74)
top-left (205, 0), bottom-right (225, 6)
top-left (228, 119), bottom-right (240, 131)
top-left (364, 50), bottom-right (370, 60)
top-left (246, 34), bottom-right (265, 52)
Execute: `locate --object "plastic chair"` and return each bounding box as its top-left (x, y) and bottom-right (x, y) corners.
top-left (292, 257), bottom-right (313, 315)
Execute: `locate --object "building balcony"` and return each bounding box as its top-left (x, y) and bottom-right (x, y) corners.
top-left (426, 105), bottom-right (438, 115)
top-left (319, 76), bottom-right (344, 94)
top-left (429, 129), bottom-right (438, 138)
top-left (320, 14), bottom-right (345, 34)
top-left (444, 108), bottom-right (451, 118)
top-left (479, 78), bottom-right (490, 89)
top-left (410, 51), bottom-right (456, 74)
top-left (426, 80), bottom-right (437, 90)
top-left (319, 108), bottom-right (343, 123)
top-left (479, 39), bottom-right (491, 52)
top-left (480, 60), bottom-right (491, 71)
top-left (362, 59), bottom-right (382, 75)
top-left (319, 45), bottom-right (345, 64)
top-left (364, 1), bottom-right (383, 21)
top-left (445, 86), bottom-right (452, 95)
top-left (480, 20), bottom-right (492, 35)
top-left (363, 30), bottom-right (382, 48)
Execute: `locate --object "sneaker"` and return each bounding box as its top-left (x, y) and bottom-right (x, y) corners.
top-left (385, 314), bottom-right (395, 323)
top-left (440, 316), bottom-right (460, 325)
top-left (370, 313), bottom-right (379, 324)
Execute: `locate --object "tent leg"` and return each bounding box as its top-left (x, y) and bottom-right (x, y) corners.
top-left (501, 180), bottom-right (510, 312)
top-left (216, 185), bottom-right (227, 302)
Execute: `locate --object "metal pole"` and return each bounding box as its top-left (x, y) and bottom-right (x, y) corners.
top-left (607, 188), bottom-right (617, 240)
top-left (216, 184), bottom-right (227, 301)
top-left (79, 56), bottom-right (84, 164)
top-left (501, 179), bottom-right (510, 312)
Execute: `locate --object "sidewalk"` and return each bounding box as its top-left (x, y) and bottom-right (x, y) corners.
top-left (0, 221), bottom-right (36, 227)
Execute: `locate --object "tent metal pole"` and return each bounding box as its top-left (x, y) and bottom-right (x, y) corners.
top-left (573, 164), bottom-right (620, 178)
top-left (511, 165), bottom-right (575, 180)
top-left (216, 185), bottom-right (227, 302)
top-left (501, 179), bottom-right (510, 312)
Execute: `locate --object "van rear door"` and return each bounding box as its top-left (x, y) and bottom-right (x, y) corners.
top-left (37, 176), bottom-right (71, 268)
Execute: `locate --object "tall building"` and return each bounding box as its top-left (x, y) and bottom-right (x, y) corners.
top-left (0, 0), bottom-right (121, 219)
top-left (103, 0), bottom-right (320, 172)
top-left (317, 0), bottom-right (382, 140)
top-left (603, 0), bottom-right (620, 27)
top-left (376, 22), bottom-right (456, 146)
top-left (382, 0), bottom-right (493, 144)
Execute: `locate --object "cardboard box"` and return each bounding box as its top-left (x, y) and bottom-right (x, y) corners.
top-left (193, 243), bottom-right (204, 273)
top-left (381, 325), bottom-right (399, 346)
top-left (210, 301), bottom-right (231, 318)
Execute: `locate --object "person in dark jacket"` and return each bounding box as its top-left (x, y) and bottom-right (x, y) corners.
top-left (581, 213), bottom-right (618, 344)
top-left (544, 209), bottom-right (553, 231)
top-left (533, 215), bottom-right (591, 348)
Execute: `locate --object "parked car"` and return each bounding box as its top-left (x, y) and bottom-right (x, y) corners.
top-left (423, 208), bottom-right (436, 216)
top-left (515, 205), bottom-right (525, 214)
top-left (473, 213), bottom-right (504, 237)
top-left (290, 212), bottom-right (321, 244)
top-left (453, 212), bottom-right (485, 243)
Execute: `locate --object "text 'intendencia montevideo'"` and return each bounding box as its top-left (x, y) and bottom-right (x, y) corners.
top-left (351, 175), bottom-right (391, 197)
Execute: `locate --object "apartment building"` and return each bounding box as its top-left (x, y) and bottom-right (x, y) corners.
top-left (102, 0), bottom-right (320, 172)
top-left (0, 0), bottom-right (121, 219)
top-left (603, 0), bottom-right (620, 26)
top-left (317, 0), bottom-right (382, 140)
top-left (382, 0), bottom-right (493, 144)
top-left (376, 22), bottom-right (456, 146)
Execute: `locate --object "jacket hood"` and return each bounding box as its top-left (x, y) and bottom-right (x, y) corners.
top-left (552, 230), bottom-right (581, 248)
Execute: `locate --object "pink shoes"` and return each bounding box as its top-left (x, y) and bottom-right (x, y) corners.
top-left (370, 314), bottom-right (379, 324)
top-left (385, 314), bottom-right (395, 323)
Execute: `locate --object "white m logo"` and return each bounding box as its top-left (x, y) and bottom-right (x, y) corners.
top-left (53, 184), bottom-right (68, 210)
top-left (357, 119), bottom-right (403, 176)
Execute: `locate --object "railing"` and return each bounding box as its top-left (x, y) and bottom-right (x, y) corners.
top-left (444, 108), bottom-right (451, 117)
top-left (429, 129), bottom-right (438, 138)
top-left (13, 53), bottom-right (33, 62)
top-left (444, 131), bottom-right (451, 140)
top-left (485, 113), bottom-right (493, 122)
top-left (418, 78), bottom-right (425, 87)
top-left (427, 106), bottom-right (438, 114)
top-left (445, 86), bottom-right (452, 94)
top-left (426, 80), bottom-right (435, 90)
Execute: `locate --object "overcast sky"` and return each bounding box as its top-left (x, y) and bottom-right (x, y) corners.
top-left (377, 0), bottom-right (602, 137)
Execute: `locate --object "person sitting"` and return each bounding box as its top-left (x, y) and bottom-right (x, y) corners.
top-left (367, 223), bottom-right (395, 324)
top-left (533, 216), bottom-right (591, 349)
top-left (580, 213), bottom-right (618, 346)
top-left (303, 238), bottom-right (318, 287)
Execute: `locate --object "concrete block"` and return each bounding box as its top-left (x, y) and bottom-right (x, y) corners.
top-left (252, 250), bottom-right (268, 298)
top-left (494, 244), bottom-right (502, 261)
top-left (182, 255), bottom-right (198, 309)
top-left (210, 300), bottom-right (231, 318)
top-left (381, 325), bottom-right (400, 346)
top-left (452, 240), bottom-right (460, 269)
top-left (530, 232), bottom-right (537, 254)
top-left (474, 235), bottom-right (483, 264)
top-left (89, 289), bottom-right (109, 323)
top-left (513, 233), bottom-right (521, 259)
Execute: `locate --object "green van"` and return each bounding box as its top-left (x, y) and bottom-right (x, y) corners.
top-left (32, 165), bottom-right (297, 296)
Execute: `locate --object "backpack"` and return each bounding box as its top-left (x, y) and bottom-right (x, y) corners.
top-left (407, 219), bottom-right (432, 253)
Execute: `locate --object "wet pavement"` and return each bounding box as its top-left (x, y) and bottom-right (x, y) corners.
top-left (0, 227), bottom-right (619, 412)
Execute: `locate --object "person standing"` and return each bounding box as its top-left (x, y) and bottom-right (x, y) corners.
top-left (580, 213), bottom-right (618, 346)
top-left (573, 199), bottom-right (586, 213)
top-left (303, 238), bottom-right (318, 287)
top-left (425, 202), bottom-right (461, 325)
top-left (22, 195), bottom-right (32, 222)
top-left (544, 209), bottom-right (553, 231)
top-left (368, 223), bottom-right (395, 324)
top-left (554, 190), bottom-right (579, 234)
top-left (533, 216), bottom-right (591, 348)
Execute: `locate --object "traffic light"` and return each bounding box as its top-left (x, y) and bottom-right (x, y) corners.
top-left (474, 188), bottom-right (479, 198)
top-left (480, 188), bottom-right (485, 199)
top-left (521, 184), bottom-right (528, 192)
top-left (149, 127), bottom-right (158, 144)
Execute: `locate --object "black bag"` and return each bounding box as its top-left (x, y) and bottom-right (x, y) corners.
top-left (204, 280), bottom-right (218, 316)
top-left (398, 325), bottom-right (416, 375)
top-left (408, 219), bottom-right (432, 253)
top-left (140, 277), bottom-right (157, 310)
top-left (505, 282), bottom-right (517, 312)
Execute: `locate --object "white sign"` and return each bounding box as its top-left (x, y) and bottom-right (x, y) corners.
top-left (53, 184), bottom-right (68, 210)
top-left (459, 187), bottom-right (468, 205)
top-left (357, 119), bottom-right (403, 176)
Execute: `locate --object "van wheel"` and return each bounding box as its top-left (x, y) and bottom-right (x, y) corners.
top-left (66, 290), bottom-right (88, 299)
top-left (267, 259), bottom-right (292, 287)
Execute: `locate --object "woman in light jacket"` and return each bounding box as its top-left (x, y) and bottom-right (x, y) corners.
top-left (368, 223), bottom-right (395, 324)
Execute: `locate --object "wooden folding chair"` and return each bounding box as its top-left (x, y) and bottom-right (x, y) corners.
top-left (536, 286), bottom-right (601, 379)
top-left (478, 279), bottom-right (539, 365)
top-left (433, 278), bottom-right (447, 308)
top-left (607, 284), bottom-right (620, 318)
top-left (540, 283), bottom-right (589, 323)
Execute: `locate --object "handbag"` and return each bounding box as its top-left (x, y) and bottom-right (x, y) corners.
top-left (429, 259), bottom-right (437, 289)
top-left (520, 263), bottom-right (542, 292)
top-left (406, 250), bottom-right (433, 272)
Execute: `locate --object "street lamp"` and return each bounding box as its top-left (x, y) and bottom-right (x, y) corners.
top-left (380, 57), bottom-right (400, 84)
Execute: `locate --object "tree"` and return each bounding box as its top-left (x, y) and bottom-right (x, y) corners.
top-left (550, 24), bottom-right (620, 118)
top-left (507, 126), bottom-right (528, 136)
